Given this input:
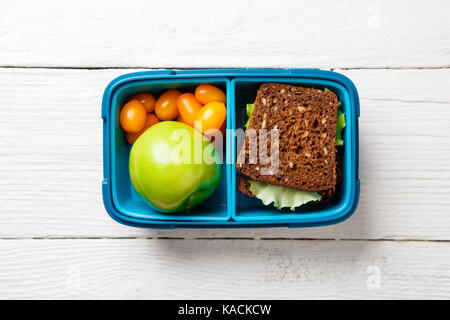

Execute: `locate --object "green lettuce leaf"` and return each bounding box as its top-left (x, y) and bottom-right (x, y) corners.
top-left (324, 88), bottom-right (346, 146)
top-left (244, 103), bottom-right (255, 129)
top-left (248, 180), bottom-right (322, 211)
top-left (335, 109), bottom-right (346, 146)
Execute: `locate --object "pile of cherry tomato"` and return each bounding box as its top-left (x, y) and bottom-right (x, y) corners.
top-left (119, 84), bottom-right (227, 144)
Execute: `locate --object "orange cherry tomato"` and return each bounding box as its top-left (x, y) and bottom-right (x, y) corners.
top-left (177, 93), bottom-right (202, 127)
top-left (126, 114), bottom-right (159, 144)
top-left (128, 93), bottom-right (156, 113)
top-left (120, 100), bottom-right (147, 133)
top-left (177, 113), bottom-right (188, 125)
top-left (195, 84), bottom-right (226, 105)
top-left (194, 102), bottom-right (227, 134)
top-left (155, 89), bottom-right (181, 120)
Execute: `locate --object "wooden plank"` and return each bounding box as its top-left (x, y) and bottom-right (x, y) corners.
top-left (0, 0), bottom-right (449, 68)
top-left (0, 239), bottom-right (448, 299)
top-left (0, 68), bottom-right (449, 239)
top-left (338, 69), bottom-right (450, 104)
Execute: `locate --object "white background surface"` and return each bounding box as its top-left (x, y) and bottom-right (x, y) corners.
top-left (0, 0), bottom-right (449, 299)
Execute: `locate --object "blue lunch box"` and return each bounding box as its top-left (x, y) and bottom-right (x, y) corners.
top-left (102, 69), bottom-right (360, 229)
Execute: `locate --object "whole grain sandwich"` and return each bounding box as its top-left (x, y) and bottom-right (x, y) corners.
top-left (236, 83), bottom-right (345, 211)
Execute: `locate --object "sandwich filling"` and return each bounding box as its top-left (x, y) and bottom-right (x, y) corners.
top-left (248, 180), bottom-right (322, 211)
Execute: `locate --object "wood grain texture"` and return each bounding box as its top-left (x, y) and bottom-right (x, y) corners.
top-left (1, 0), bottom-right (450, 300)
top-left (0, 68), bottom-right (449, 239)
top-left (0, 0), bottom-right (449, 68)
top-left (0, 239), bottom-right (448, 299)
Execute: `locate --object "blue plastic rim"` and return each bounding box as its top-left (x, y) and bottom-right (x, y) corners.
top-left (102, 69), bottom-right (360, 229)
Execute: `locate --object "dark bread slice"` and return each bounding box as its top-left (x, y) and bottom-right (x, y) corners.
top-left (237, 174), bottom-right (255, 198)
top-left (237, 150), bottom-right (342, 205)
top-left (236, 83), bottom-right (338, 191)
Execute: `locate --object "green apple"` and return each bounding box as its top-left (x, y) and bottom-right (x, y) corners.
top-left (129, 121), bottom-right (221, 213)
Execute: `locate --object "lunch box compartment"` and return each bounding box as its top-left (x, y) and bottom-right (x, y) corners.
top-left (108, 78), bottom-right (231, 222)
top-left (231, 78), bottom-right (355, 224)
top-left (102, 69), bottom-right (360, 228)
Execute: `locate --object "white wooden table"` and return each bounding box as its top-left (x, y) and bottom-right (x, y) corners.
top-left (0, 0), bottom-right (449, 299)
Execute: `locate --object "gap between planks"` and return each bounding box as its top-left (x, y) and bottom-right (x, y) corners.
top-left (0, 66), bottom-right (449, 70)
top-left (0, 237), bottom-right (449, 243)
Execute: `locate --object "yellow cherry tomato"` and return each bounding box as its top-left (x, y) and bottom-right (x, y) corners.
top-left (219, 120), bottom-right (226, 136)
top-left (195, 84), bottom-right (226, 105)
top-left (120, 100), bottom-right (147, 133)
top-left (155, 89), bottom-right (181, 120)
top-left (194, 102), bottom-right (227, 134)
top-left (126, 113), bottom-right (159, 144)
top-left (177, 93), bottom-right (203, 127)
top-left (204, 120), bottom-right (226, 143)
top-left (128, 93), bottom-right (156, 113)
